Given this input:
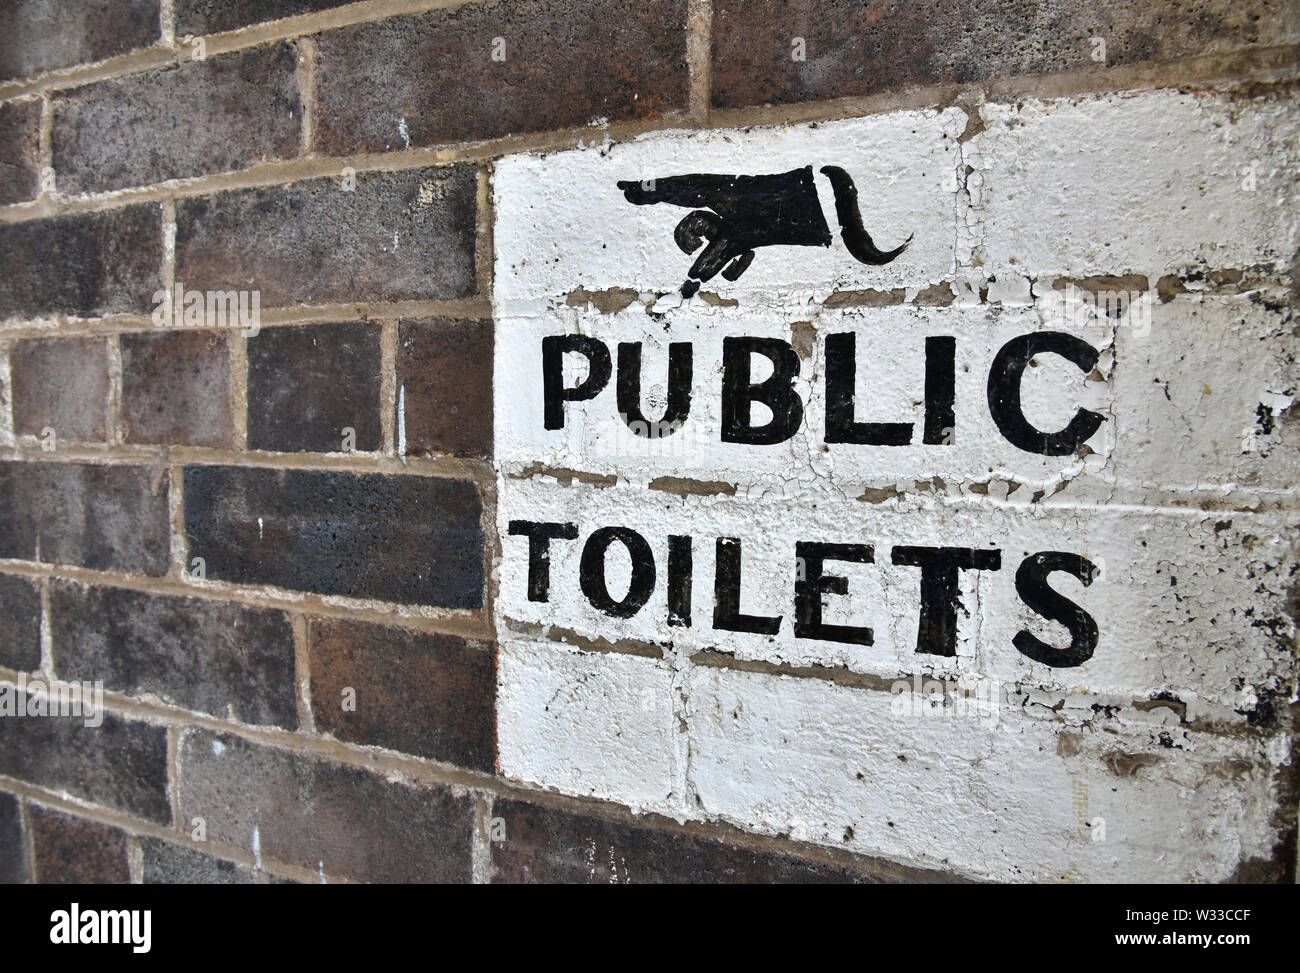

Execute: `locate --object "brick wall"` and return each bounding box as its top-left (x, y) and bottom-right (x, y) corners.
top-left (0, 0), bottom-right (1296, 884)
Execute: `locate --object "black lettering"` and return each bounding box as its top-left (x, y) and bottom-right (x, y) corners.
top-left (579, 527), bottom-right (656, 618)
top-left (891, 546), bottom-right (1002, 656)
top-left (1013, 552), bottom-right (1099, 667)
top-left (825, 332), bottom-right (911, 445)
top-left (987, 332), bottom-right (1104, 455)
top-left (923, 335), bottom-right (956, 445)
top-left (721, 337), bottom-right (804, 445)
top-left (713, 537), bottom-right (781, 634)
top-left (667, 534), bottom-right (692, 627)
top-left (542, 335), bottom-right (612, 430)
top-left (794, 541), bottom-right (874, 645)
top-left (617, 341), bottom-right (693, 437)
top-left (507, 520), bottom-right (578, 602)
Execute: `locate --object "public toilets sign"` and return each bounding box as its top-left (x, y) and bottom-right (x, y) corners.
top-left (490, 108), bottom-right (1297, 701)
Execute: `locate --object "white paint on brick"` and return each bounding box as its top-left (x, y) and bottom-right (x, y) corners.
top-left (496, 298), bottom-right (1116, 493)
top-left (496, 478), bottom-right (1297, 718)
top-left (1110, 294), bottom-right (1299, 504)
top-left (491, 87), bottom-right (1300, 882)
top-left (687, 664), bottom-right (1286, 882)
top-left (493, 108), bottom-right (966, 310)
top-left (496, 266), bottom-right (1295, 511)
top-left (497, 637), bottom-right (679, 808)
top-left (972, 92), bottom-right (1300, 281)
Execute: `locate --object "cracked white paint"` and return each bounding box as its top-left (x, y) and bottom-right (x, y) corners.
top-left (492, 87), bottom-right (1300, 882)
top-left (685, 663), bottom-right (1287, 883)
top-left (497, 300), bottom-right (1111, 490)
top-left (972, 92), bottom-right (1300, 281)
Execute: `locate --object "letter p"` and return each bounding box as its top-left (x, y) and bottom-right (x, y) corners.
top-left (542, 335), bottom-right (612, 430)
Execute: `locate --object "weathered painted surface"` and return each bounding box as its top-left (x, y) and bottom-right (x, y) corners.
top-left (496, 478), bottom-right (1298, 716)
top-left (492, 87), bottom-right (1299, 882)
top-left (498, 634), bottom-right (1289, 882)
top-left (972, 94), bottom-right (1300, 281)
top-left (494, 108), bottom-right (966, 308)
top-left (496, 295), bottom-right (1297, 505)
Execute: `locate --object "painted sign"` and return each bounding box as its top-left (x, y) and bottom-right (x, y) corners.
top-left (492, 93), bottom-right (1299, 881)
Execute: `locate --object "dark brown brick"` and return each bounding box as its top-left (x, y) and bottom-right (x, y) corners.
top-left (711, 0), bottom-right (1300, 110)
top-left (0, 0), bottom-right (160, 82)
top-left (0, 574), bottom-right (41, 672)
top-left (140, 836), bottom-right (257, 884)
top-left (53, 44), bottom-right (301, 195)
top-left (0, 462), bottom-right (171, 576)
top-left (0, 708), bottom-right (170, 824)
top-left (0, 792), bottom-right (26, 883)
top-left (491, 800), bottom-right (893, 883)
top-left (10, 337), bottom-right (110, 443)
top-left (176, 0), bottom-right (353, 35)
top-left (183, 465), bottom-right (483, 607)
top-left (29, 806), bottom-right (129, 884)
top-left (247, 322), bottom-right (381, 454)
top-left (121, 330), bottom-right (233, 448)
top-left (314, 0), bottom-right (688, 154)
top-left (397, 318), bottom-right (492, 459)
top-left (0, 99), bottom-right (41, 205)
top-left (179, 728), bottom-right (473, 882)
top-left (0, 204), bottom-right (162, 320)
top-left (309, 617), bottom-right (494, 771)
top-left (174, 167), bottom-right (476, 308)
top-left (50, 582), bottom-right (297, 729)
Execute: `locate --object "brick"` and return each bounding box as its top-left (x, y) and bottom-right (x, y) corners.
top-left (0, 574), bottom-right (41, 672)
top-left (0, 204), bottom-right (162, 320)
top-left (29, 806), bottom-right (129, 884)
top-left (183, 465), bottom-right (484, 607)
top-left (498, 639), bottom-right (676, 808)
top-left (10, 337), bottom-right (110, 443)
top-left (0, 709), bottom-right (170, 824)
top-left (0, 0), bottom-right (160, 82)
top-left (314, 0), bottom-right (688, 155)
top-left (121, 330), bottom-right (233, 448)
top-left (397, 318), bottom-right (492, 459)
top-left (710, 0), bottom-right (1300, 110)
top-left (140, 836), bottom-right (257, 884)
top-left (686, 665), bottom-right (1289, 882)
top-left (489, 799), bottom-right (920, 883)
top-left (176, 0), bottom-right (353, 35)
top-left (53, 44), bottom-right (301, 195)
top-left (247, 322), bottom-right (381, 454)
top-left (973, 91), bottom-right (1300, 281)
top-left (0, 792), bottom-right (26, 883)
top-left (0, 462), bottom-right (171, 576)
top-left (50, 582), bottom-right (297, 729)
top-left (0, 99), bottom-right (41, 205)
top-left (174, 167), bottom-right (476, 308)
top-left (309, 617), bottom-right (494, 771)
top-left (178, 728), bottom-right (473, 882)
